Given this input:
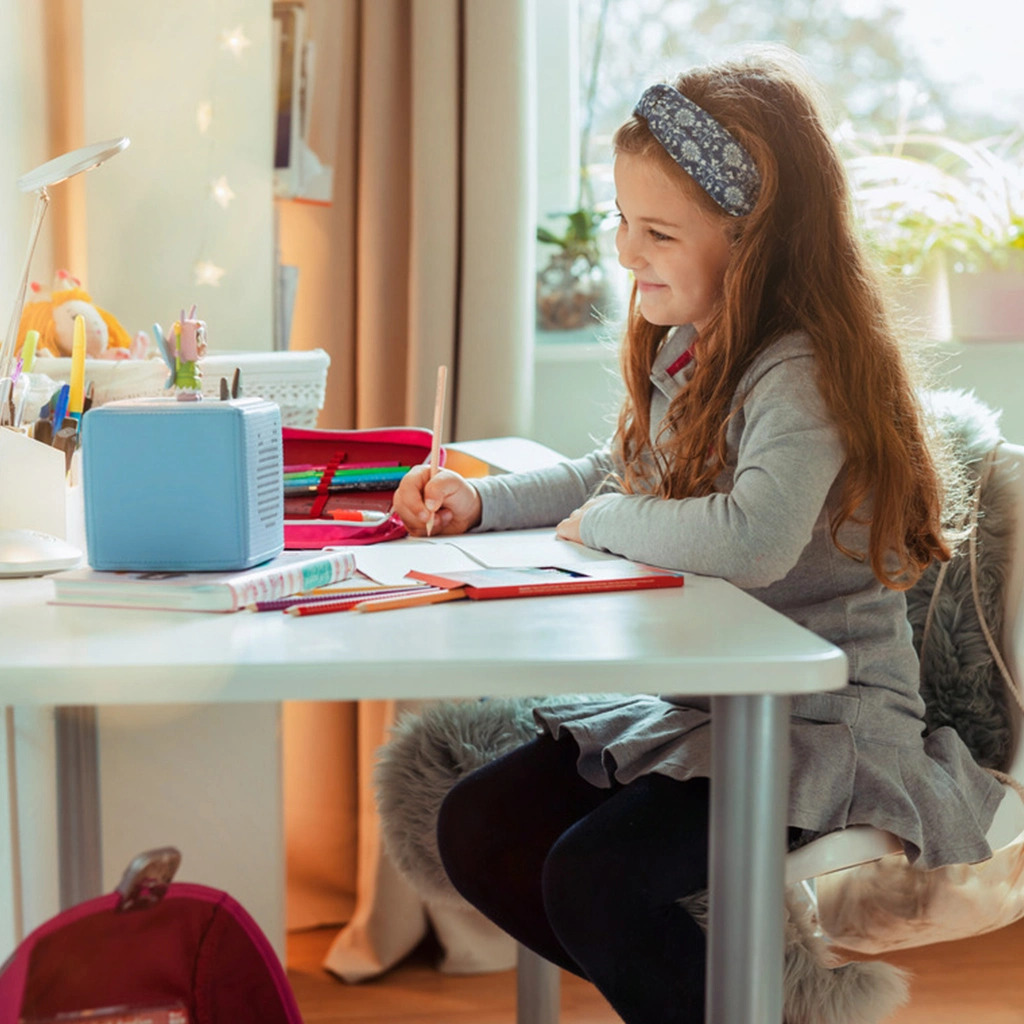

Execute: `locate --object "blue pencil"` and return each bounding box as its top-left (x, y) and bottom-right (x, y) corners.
top-left (52, 384), bottom-right (70, 431)
top-left (284, 468), bottom-right (410, 486)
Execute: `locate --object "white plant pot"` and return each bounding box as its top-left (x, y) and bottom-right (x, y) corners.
top-left (949, 265), bottom-right (1024, 343)
top-left (888, 260), bottom-right (952, 342)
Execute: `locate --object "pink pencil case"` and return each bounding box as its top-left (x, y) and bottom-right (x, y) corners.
top-left (281, 425), bottom-right (444, 549)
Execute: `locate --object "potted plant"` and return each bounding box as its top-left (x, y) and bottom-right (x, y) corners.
top-left (535, 206), bottom-right (613, 331)
top-left (942, 135), bottom-right (1024, 342)
top-left (842, 125), bottom-right (1024, 341)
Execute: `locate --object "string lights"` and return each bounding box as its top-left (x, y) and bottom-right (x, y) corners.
top-left (194, 260), bottom-right (227, 287)
top-left (196, 101), bottom-right (213, 136)
top-left (193, 21), bottom-right (252, 286)
top-left (219, 26), bottom-right (252, 59)
top-left (210, 175), bottom-right (236, 209)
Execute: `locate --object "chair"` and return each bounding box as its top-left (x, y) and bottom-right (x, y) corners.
top-left (787, 441), bottom-right (1024, 889)
top-left (514, 441), bottom-right (1024, 1022)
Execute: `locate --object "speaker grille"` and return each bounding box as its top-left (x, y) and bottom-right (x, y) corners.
top-left (254, 421), bottom-right (283, 528)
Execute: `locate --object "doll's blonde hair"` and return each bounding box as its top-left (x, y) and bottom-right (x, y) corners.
top-left (17, 286), bottom-right (132, 356)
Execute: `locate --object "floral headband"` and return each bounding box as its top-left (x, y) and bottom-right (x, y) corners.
top-left (634, 83), bottom-right (761, 217)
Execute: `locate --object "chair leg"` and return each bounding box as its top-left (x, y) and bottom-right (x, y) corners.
top-left (516, 943), bottom-right (560, 1024)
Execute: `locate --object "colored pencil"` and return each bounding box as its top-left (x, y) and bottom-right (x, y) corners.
top-left (283, 586), bottom-right (441, 616)
top-left (283, 469), bottom-right (410, 486)
top-left (68, 315), bottom-right (86, 422)
top-left (425, 365), bottom-right (447, 537)
top-left (354, 586), bottom-right (465, 614)
top-left (21, 330), bottom-right (38, 373)
top-left (283, 465), bottom-right (411, 483)
top-left (283, 461), bottom-right (401, 474)
top-left (286, 586), bottom-right (464, 617)
top-left (51, 384), bottom-right (70, 435)
top-left (283, 478), bottom-right (403, 495)
top-left (252, 584), bottom-right (427, 613)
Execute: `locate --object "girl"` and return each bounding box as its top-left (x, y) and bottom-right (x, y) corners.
top-left (392, 47), bottom-right (1002, 1023)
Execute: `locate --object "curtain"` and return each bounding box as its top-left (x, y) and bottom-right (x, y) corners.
top-left (279, 0), bottom-right (537, 980)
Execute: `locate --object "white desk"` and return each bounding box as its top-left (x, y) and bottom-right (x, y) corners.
top-left (0, 547), bottom-right (847, 1024)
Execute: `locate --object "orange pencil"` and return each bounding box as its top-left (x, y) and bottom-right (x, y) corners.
top-left (286, 586), bottom-right (465, 617)
top-left (286, 595), bottom-right (367, 616)
top-left (354, 586), bottom-right (466, 613)
top-left (425, 365), bottom-right (447, 537)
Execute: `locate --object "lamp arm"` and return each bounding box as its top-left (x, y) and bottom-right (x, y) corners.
top-left (1, 187), bottom-right (51, 378)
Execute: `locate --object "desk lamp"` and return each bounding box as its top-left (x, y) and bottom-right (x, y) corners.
top-left (0, 137), bottom-right (129, 578)
top-left (0, 135), bottom-right (130, 381)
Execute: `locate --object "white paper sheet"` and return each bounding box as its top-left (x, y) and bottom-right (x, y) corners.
top-left (353, 539), bottom-right (481, 586)
top-left (352, 528), bottom-right (624, 585)
top-left (443, 528), bottom-right (623, 569)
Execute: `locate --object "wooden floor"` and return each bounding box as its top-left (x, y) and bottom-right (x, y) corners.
top-left (286, 918), bottom-right (1024, 1023)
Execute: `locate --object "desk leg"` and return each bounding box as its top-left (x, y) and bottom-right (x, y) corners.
top-left (2, 708), bottom-right (25, 950)
top-left (516, 943), bottom-right (560, 1024)
top-left (707, 694), bottom-right (789, 1024)
top-left (55, 707), bottom-right (102, 908)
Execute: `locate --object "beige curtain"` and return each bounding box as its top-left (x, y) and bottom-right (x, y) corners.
top-left (280, 0), bottom-right (537, 980)
top-left (38, 0), bottom-right (87, 275)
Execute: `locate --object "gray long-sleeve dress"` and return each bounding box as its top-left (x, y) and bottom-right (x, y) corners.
top-left (469, 326), bottom-right (1003, 870)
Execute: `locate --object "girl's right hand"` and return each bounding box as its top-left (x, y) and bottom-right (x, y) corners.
top-left (393, 465), bottom-right (483, 536)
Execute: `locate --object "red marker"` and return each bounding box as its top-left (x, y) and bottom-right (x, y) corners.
top-left (322, 509), bottom-right (391, 524)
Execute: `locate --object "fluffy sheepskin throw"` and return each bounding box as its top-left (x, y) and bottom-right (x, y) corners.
top-left (908, 389), bottom-right (1010, 768)
top-left (374, 388), bottom-right (1008, 1024)
top-left (376, 696), bottom-right (560, 904)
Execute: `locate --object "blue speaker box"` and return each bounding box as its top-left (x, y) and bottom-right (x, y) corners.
top-left (82, 397), bottom-right (284, 571)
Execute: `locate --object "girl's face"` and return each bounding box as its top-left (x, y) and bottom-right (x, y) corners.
top-left (614, 152), bottom-right (733, 334)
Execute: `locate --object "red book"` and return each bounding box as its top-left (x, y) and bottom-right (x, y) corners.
top-left (406, 561), bottom-right (684, 600)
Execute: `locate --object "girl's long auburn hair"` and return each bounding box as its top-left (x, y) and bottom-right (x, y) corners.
top-left (613, 47), bottom-right (950, 590)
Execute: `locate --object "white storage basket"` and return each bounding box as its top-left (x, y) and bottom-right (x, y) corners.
top-left (31, 348), bottom-right (330, 428)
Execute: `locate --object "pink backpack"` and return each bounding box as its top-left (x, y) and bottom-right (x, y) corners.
top-left (0, 848), bottom-right (302, 1024)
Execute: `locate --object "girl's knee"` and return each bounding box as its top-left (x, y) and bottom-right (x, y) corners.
top-left (540, 827), bottom-right (605, 932)
top-left (436, 771), bottom-right (487, 878)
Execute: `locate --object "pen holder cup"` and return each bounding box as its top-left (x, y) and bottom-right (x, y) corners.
top-left (0, 427), bottom-right (68, 538)
top-left (81, 397), bottom-right (285, 571)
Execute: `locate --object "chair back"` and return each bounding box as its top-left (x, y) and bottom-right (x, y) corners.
top-left (787, 440), bottom-right (1024, 883)
top-left (983, 442), bottom-right (1024, 848)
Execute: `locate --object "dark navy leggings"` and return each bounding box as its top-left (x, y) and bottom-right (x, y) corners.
top-left (437, 732), bottom-right (712, 1024)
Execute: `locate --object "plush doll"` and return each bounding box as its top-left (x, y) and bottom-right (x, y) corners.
top-left (16, 270), bottom-right (135, 359)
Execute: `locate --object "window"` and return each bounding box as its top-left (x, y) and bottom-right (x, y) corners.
top-left (578, 0), bottom-right (1022, 195)
top-left (533, 0), bottom-right (1024, 451)
top-left (558, 0), bottom-right (1024, 302)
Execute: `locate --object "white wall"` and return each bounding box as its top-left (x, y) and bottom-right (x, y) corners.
top-left (81, 0), bottom-right (275, 351)
top-left (533, 337), bottom-right (621, 456)
top-left (98, 704), bottom-right (286, 960)
top-left (6, 708), bottom-right (60, 944)
top-left (939, 341), bottom-right (1024, 443)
